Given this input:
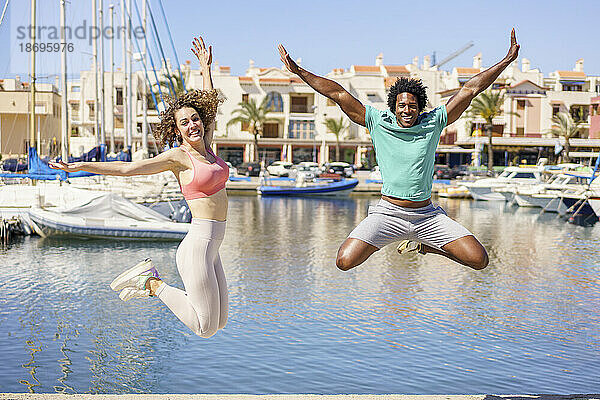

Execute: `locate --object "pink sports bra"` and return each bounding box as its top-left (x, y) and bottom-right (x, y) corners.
top-left (179, 147), bottom-right (229, 200)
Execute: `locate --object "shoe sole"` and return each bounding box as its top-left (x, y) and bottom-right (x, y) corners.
top-left (397, 240), bottom-right (410, 254)
top-left (118, 287), bottom-right (149, 302)
top-left (110, 259), bottom-right (153, 292)
top-left (397, 240), bottom-right (420, 255)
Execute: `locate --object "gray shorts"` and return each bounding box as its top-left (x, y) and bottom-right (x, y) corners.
top-left (348, 198), bottom-right (473, 250)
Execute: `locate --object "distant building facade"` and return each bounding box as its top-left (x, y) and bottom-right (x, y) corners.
top-left (3, 54), bottom-right (600, 166)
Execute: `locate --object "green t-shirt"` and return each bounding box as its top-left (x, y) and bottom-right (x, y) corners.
top-left (365, 104), bottom-right (447, 201)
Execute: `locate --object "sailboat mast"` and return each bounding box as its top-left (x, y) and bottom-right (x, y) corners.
top-left (109, 4), bottom-right (115, 153)
top-left (92, 0), bottom-right (99, 147)
top-left (127, 0), bottom-right (133, 152)
top-left (60, 0), bottom-right (69, 160)
top-left (141, 0), bottom-right (147, 155)
top-left (120, 0), bottom-right (129, 151)
top-left (29, 0), bottom-right (36, 151)
top-left (99, 0), bottom-right (106, 151)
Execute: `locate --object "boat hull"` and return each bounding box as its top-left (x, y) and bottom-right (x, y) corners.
top-left (467, 186), bottom-right (506, 201)
top-left (257, 179), bottom-right (359, 197)
top-left (29, 208), bottom-right (189, 240)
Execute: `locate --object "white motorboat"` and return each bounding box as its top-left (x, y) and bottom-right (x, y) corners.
top-left (513, 173), bottom-right (586, 208)
top-left (463, 166), bottom-right (544, 201)
top-left (28, 192), bottom-right (189, 240)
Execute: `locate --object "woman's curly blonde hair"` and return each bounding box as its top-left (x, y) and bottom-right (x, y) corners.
top-left (154, 89), bottom-right (223, 146)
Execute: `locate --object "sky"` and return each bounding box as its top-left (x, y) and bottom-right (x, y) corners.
top-left (0, 0), bottom-right (599, 83)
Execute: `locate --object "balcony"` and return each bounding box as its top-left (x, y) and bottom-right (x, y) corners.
top-left (290, 105), bottom-right (310, 113)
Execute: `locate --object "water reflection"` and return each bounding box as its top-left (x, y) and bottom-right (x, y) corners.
top-left (1, 196), bottom-right (599, 394)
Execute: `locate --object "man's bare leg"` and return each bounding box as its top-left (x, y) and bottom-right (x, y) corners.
top-left (336, 238), bottom-right (379, 271)
top-left (419, 235), bottom-right (488, 270)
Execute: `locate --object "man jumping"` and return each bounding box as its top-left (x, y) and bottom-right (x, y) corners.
top-left (278, 29), bottom-right (520, 271)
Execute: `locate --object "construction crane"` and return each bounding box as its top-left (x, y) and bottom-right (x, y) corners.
top-left (432, 41), bottom-right (475, 69)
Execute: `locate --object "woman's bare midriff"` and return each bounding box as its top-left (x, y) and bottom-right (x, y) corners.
top-left (381, 195), bottom-right (431, 208)
top-left (186, 188), bottom-right (228, 221)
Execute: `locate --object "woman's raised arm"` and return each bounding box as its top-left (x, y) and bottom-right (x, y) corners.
top-left (49, 148), bottom-right (180, 176)
top-left (191, 35), bottom-right (216, 148)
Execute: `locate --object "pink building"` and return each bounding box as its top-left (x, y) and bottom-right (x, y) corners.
top-left (590, 96), bottom-right (600, 139)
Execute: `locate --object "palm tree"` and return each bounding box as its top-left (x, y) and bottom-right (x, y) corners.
top-left (227, 97), bottom-right (276, 161)
top-left (466, 90), bottom-right (514, 173)
top-left (549, 111), bottom-right (585, 163)
top-left (324, 117), bottom-right (348, 161)
top-left (154, 71), bottom-right (189, 99)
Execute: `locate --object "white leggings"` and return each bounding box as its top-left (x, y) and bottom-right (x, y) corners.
top-left (155, 218), bottom-right (228, 338)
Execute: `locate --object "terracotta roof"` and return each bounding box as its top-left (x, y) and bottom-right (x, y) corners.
top-left (509, 80), bottom-right (549, 90)
top-left (219, 66), bottom-right (231, 72)
top-left (239, 77), bottom-right (253, 83)
top-left (290, 77), bottom-right (303, 84)
top-left (68, 99), bottom-right (80, 103)
top-left (557, 70), bottom-right (586, 78)
top-left (332, 68), bottom-right (344, 74)
top-left (259, 78), bottom-right (291, 84)
top-left (384, 65), bottom-right (409, 74)
top-left (353, 65), bottom-right (380, 73)
top-left (259, 68), bottom-right (268, 72)
top-left (456, 67), bottom-right (480, 75)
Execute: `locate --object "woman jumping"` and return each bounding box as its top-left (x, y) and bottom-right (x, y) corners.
top-left (50, 36), bottom-right (229, 338)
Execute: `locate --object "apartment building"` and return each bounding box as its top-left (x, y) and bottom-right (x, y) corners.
top-left (0, 77), bottom-right (63, 158)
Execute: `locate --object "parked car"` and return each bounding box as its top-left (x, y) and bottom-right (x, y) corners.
top-left (237, 162), bottom-right (261, 177)
top-left (322, 162), bottom-right (354, 178)
top-left (266, 161), bottom-right (294, 177)
top-left (225, 162), bottom-right (238, 177)
top-left (433, 165), bottom-right (469, 180)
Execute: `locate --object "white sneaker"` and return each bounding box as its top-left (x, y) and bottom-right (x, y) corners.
top-left (397, 240), bottom-right (422, 255)
top-left (119, 287), bottom-right (151, 302)
top-left (110, 258), bottom-right (160, 293)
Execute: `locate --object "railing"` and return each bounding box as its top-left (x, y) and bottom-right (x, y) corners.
top-left (290, 105), bottom-right (310, 113)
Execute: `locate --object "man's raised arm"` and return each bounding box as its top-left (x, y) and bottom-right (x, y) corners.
top-left (278, 44), bottom-right (366, 126)
top-left (446, 29), bottom-right (520, 125)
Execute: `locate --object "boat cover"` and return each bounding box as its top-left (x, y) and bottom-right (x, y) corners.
top-left (56, 192), bottom-right (171, 222)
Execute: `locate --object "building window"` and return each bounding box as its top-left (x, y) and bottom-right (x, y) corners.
top-left (263, 122), bottom-right (279, 138)
top-left (71, 103), bottom-right (80, 120)
top-left (71, 85), bottom-right (80, 92)
top-left (242, 93), bottom-right (249, 103)
top-left (517, 99), bottom-right (525, 111)
top-left (596, 83), bottom-right (600, 94)
top-left (241, 121), bottom-right (249, 131)
top-left (516, 127), bottom-right (525, 136)
top-left (366, 93), bottom-right (381, 103)
top-left (288, 120), bottom-right (315, 139)
top-left (552, 105), bottom-right (560, 117)
top-left (116, 87), bottom-right (123, 106)
top-left (115, 115), bottom-right (123, 129)
top-left (562, 84), bottom-right (583, 91)
top-left (265, 92), bottom-right (283, 112)
top-left (570, 105), bottom-right (589, 122)
top-left (290, 96), bottom-right (308, 113)
top-left (88, 103), bottom-right (95, 119)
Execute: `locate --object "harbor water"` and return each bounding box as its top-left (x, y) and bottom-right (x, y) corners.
top-left (1, 196), bottom-right (599, 394)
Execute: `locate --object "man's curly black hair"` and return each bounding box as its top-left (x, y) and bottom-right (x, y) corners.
top-left (387, 77), bottom-right (428, 113)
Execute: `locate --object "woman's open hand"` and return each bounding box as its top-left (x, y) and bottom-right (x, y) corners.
top-left (48, 160), bottom-right (82, 172)
top-left (192, 36), bottom-right (212, 71)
